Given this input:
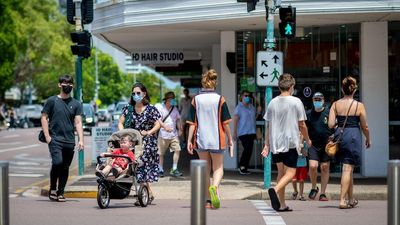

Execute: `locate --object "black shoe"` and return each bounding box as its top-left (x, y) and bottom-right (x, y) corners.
top-left (238, 167), bottom-right (251, 175)
top-left (160, 171), bottom-right (164, 178)
top-left (308, 187), bottom-right (319, 200)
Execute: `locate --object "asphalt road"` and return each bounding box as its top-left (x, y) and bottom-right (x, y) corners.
top-left (0, 127), bottom-right (93, 197)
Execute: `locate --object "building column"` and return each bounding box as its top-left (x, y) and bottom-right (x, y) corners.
top-left (212, 31), bottom-right (237, 169)
top-left (360, 22), bottom-right (388, 177)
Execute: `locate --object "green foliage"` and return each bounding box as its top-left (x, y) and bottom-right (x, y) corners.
top-left (82, 49), bottom-right (130, 106)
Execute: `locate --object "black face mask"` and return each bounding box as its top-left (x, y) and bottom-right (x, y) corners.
top-left (62, 85), bottom-right (73, 94)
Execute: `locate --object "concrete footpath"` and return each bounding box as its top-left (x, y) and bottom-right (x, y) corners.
top-left (41, 164), bottom-right (388, 201)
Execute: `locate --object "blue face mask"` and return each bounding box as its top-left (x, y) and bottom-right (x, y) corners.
top-left (170, 99), bottom-right (176, 106)
top-left (132, 94), bottom-right (143, 103)
top-left (313, 101), bottom-right (324, 109)
top-left (244, 96), bottom-right (251, 103)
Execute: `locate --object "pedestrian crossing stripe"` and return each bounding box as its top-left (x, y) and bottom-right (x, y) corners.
top-left (250, 200), bottom-right (286, 225)
top-left (9, 173), bottom-right (44, 178)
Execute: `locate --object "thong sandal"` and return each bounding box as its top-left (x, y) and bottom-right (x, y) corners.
top-left (268, 188), bottom-right (281, 211)
top-left (339, 204), bottom-right (352, 209)
top-left (277, 206), bottom-right (293, 212)
top-left (291, 191), bottom-right (298, 200)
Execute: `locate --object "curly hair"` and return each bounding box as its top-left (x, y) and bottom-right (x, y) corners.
top-left (201, 69), bottom-right (218, 89)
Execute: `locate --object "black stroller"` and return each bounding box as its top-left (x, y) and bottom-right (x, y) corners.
top-left (95, 129), bottom-right (149, 208)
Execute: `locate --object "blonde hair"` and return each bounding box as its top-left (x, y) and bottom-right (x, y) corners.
top-left (201, 69), bottom-right (218, 89)
top-left (342, 76), bottom-right (358, 95)
top-left (278, 73), bottom-right (295, 91)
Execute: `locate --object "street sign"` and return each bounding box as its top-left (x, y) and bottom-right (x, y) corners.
top-left (256, 51), bottom-right (283, 86)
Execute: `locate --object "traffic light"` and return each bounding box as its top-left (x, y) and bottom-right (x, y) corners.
top-left (237, 0), bottom-right (259, 12)
top-left (279, 6), bottom-right (296, 39)
top-left (70, 30), bottom-right (91, 58)
top-left (67, 0), bottom-right (94, 25)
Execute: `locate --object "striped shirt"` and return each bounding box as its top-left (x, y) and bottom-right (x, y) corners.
top-left (187, 90), bottom-right (231, 150)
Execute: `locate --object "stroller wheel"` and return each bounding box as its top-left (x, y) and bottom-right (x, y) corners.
top-left (97, 185), bottom-right (110, 209)
top-left (137, 185), bottom-right (149, 207)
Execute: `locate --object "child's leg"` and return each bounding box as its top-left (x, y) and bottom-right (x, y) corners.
top-left (299, 181), bottom-right (304, 196)
top-left (102, 165), bottom-right (112, 176)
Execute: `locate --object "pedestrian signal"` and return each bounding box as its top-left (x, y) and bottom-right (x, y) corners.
top-left (279, 6), bottom-right (296, 39)
top-left (70, 30), bottom-right (92, 58)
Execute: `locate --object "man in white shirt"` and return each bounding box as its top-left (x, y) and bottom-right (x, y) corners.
top-left (261, 73), bottom-right (312, 212)
top-left (156, 92), bottom-right (183, 177)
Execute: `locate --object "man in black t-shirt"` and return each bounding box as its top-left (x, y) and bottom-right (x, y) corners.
top-left (306, 92), bottom-right (333, 201)
top-left (41, 75), bottom-right (84, 202)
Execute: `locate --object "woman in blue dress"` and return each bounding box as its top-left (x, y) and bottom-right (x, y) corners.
top-left (328, 76), bottom-right (371, 209)
top-left (118, 82), bottom-right (161, 205)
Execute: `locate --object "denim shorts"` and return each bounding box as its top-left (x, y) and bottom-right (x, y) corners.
top-left (196, 149), bottom-right (226, 154)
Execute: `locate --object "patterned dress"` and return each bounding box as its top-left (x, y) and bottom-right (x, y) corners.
top-left (122, 104), bottom-right (161, 183)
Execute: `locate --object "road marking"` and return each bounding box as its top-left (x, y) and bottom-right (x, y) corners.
top-left (9, 173), bottom-right (44, 178)
top-left (10, 166), bottom-right (49, 171)
top-left (9, 194), bottom-right (18, 198)
top-left (0, 144), bottom-right (41, 153)
top-left (1, 134), bottom-right (20, 138)
top-left (10, 161), bottom-right (41, 166)
top-left (0, 142), bottom-right (22, 146)
top-left (250, 200), bottom-right (286, 225)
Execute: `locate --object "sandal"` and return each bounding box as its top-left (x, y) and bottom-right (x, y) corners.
top-left (291, 191), bottom-right (298, 200)
top-left (299, 196), bottom-right (306, 201)
top-left (308, 187), bottom-right (319, 200)
top-left (268, 188), bottom-right (281, 211)
top-left (319, 194), bottom-right (329, 201)
top-left (205, 200), bottom-right (213, 209)
top-left (348, 199), bottom-right (359, 208)
top-left (148, 195), bottom-right (155, 204)
top-left (339, 204), bottom-right (352, 209)
top-left (277, 206), bottom-right (293, 212)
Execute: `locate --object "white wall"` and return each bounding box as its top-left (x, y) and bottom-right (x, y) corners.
top-left (215, 31), bottom-right (237, 169)
top-left (360, 22), bottom-right (389, 177)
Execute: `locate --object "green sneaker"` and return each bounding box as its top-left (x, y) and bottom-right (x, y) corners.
top-left (169, 169), bottom-right (183, 177)
top-left (209, 185), bottom-right (220, 209)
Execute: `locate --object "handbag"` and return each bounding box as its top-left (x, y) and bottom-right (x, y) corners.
top-left (325, 100), bottom-right (354, 157)
top-left (38, 130), bottom-right (46, 143)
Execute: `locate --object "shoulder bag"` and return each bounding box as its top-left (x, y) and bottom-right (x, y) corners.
top-left (325, 100), bottom-right (354, 157)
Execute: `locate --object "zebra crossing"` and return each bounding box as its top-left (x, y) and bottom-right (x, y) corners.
top-left (250, 200), bottom-right (286, 225)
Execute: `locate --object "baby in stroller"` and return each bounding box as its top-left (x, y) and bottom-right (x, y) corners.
top-left (95, 133), bottom-right (135, 179)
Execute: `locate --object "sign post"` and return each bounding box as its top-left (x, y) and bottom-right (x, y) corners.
top-left (259, 0), bottom-right (282, 189)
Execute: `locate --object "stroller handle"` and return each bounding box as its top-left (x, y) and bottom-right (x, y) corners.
top-left (96, 154), bottom-right (133, 164)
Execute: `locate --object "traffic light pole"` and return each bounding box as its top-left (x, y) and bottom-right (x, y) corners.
top-left (74, 0), bottom-right (85, 176)
top-left (263, 0), bottom-right (277, 189)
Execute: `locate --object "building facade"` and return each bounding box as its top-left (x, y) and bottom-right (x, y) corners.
top-left (92, 0), bottom-right (400, 177)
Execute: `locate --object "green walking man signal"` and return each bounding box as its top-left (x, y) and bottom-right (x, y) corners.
top-left (279, 6), bottom-right (296, 39)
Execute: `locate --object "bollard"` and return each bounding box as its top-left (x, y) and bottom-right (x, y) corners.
top-left (388, 160), bottom-right (400, 225)
top-left (0, 161), bottom-right (9, 225)
top-left (191, 160), bottom-right (207, 225)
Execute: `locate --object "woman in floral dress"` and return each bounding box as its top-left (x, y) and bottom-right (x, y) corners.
top-left (118, 82), bottom-right (161, 205)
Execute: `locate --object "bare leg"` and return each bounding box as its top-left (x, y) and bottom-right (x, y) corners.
top-left (159, 154), bottom-right (165, 171)
top-left (276, 163), bottom-right (285, 183)
top-left (340, 164), bottom-right (353, 206)
top-left (275, 166), bottom-right (296, 209)
top-left (292, 180), bottom-right (298, 193)
top-left (299, 181), bottom-right (304, 197)
top-left (320, 161), bottom-right (330, 194)
top-left (309, 160), bottom-right (319, 189)
top-left (173, 150), bottom-right (180, 167)
top-left (210, 153), bottom-right (224, 187)
top-left (347, 165), bottom-right (355, 201)
top-left (197, 151), bottom-right (211, 200)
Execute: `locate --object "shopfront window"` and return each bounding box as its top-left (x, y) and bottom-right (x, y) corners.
top-left (236, 24), bottom-right (360, 172)
top-left (389, 21), bottom-right (400, 160)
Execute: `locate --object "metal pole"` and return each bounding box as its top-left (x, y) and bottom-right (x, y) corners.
top-left (388, 160), bottom-right (400, 225)
top-left (263, 0), bottom-right (276, 189)
top-left (191, 160), bottom-right (206, 225)
top-left (74, 0), bottom-right (84, 176)
top-left (0, 161), bottom-right (9, 225)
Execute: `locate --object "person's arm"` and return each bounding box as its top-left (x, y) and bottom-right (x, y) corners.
top-left (261, 121), bottom-right (270, 157)
top-left (118, 114), bottom-right (125, 131)
top-left (223, 122), bottom-right (233, 157)
top-left (176, 118), bottom-right (183, 136)
top-left (41, 113), bottom-right (51, 144)
top-left (75, 115), bottom-right (84, 150)
top-left (359, 103), bottom-right (371, 148)
top-left (328, 102), bottom-right (337, 129)
top-left (233, 115), bottom-right (239, 141)
top-left (141, 120), bottom-right (161, 136)
top-left (187, 124), bottom-right (195, 155)
top-left (299, 120), bottom-right (312, 148)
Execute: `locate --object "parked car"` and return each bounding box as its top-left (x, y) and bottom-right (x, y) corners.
top-left (97, 109), bottom-right (110, 122)
top-left (19, 104), bottom-right (43, 127)
top-left (109, 101), bottom-right (128, 132)
top-left (82, 103), bottom-right (97, 135)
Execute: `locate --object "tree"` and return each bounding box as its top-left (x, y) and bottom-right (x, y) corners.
top-left (81, 48), bottom-right (130, 106)
top-left (0, 1), bottom-right (25, 100)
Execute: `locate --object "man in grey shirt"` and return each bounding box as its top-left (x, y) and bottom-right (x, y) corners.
top-left (262, 73), bottom-right (312, 212)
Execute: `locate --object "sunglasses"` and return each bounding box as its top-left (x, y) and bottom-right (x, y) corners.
top-left (243, 94), bottom-right (250, 97)
top-left (132, 92), bottom-right (142, 95)
top-left (61, 83), bottom-right (73, 87)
